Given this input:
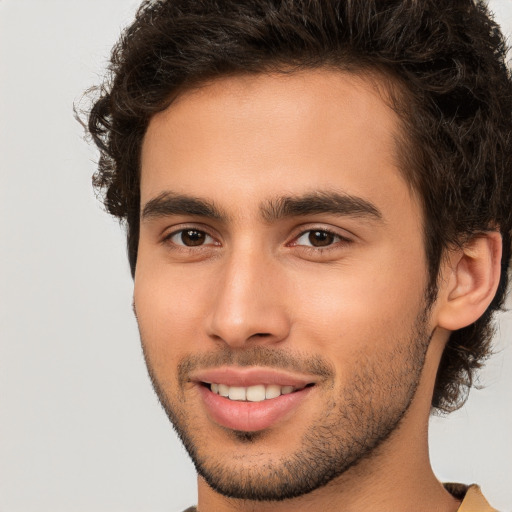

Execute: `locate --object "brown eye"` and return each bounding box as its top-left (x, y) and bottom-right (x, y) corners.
top-left (294, 229), bottom-right (340, 248)
top-left (169, 229), bottom-right (214, 247)
top-left (308, 230), bottom-right (335, 247)
top-left (181, 230), bottom-right (205, 246)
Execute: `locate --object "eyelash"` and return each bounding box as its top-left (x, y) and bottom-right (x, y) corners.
top-left (289, 228), bottom-right (351, 252)
top-left (162, 227), bottom-right (219, 249)
top-left (162, 225), bottom-right (352, 253)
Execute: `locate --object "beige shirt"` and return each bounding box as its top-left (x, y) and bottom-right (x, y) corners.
top-left (445, 483), bottom-right (498, 512)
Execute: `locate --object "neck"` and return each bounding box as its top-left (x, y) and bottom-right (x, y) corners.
top-left (196, 334), bottom-right (460, 512)
top-left (196, 420), bottom-right (459, 512)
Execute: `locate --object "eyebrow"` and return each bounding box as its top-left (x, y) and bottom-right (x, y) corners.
top-left (141, 190), bottom-right (382, 223)
top-left (260, 191), bottom-right (383, 222)
top-left (141, 192), bottom-right (226, 221)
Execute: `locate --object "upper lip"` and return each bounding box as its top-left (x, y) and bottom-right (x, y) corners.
top-left (190, 366), bottom-right (317, 387)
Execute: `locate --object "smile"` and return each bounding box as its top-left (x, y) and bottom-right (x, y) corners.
top-left (207, 383), bottom-right (307, 402)
top-left (197, 382), bottom-right (315, 432)
top-left (190, 367), bottom-right (318, 431)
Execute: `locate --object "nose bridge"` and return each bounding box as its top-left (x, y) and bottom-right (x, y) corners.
top-left (207, 241), bottom-right (289, 346)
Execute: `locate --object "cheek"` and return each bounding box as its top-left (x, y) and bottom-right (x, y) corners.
top-left (133, 258), bottom-right (214, 365)
top-left (286, 250), bottom-right (427, 354)
top-left (134, 228), bottom-right (428, 363)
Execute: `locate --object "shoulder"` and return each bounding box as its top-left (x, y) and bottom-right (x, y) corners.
top-left (444, 483), bottom-right (499, 512)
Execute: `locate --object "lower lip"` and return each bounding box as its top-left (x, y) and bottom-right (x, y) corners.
top-left (198, 385), bottom-right (313, 432)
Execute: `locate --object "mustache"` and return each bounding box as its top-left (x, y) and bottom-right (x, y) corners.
top-left (177, 346), bottom-right (335, 385)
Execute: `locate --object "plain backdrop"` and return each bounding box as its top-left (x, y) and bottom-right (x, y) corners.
top-left (1, 1), bottom-right (511, 511)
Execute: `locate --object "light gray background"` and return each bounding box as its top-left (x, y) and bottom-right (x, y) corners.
top-left (1, 1), bottom-right (511, 511)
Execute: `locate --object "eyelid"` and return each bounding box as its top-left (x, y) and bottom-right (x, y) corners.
top-left (288, 225), bottom-right (354, 247)
top-left (159, 222), bottom-right (353, 250)
top-left (161, 224), bottom-right (221, 247)
top-left (294, 231), bottom-right (341, 247)
top-left (169, 230), bottom-right (215, 246)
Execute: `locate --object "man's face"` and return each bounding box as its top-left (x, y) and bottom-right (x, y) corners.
top-left (135, 70), bottom-right (434, 500)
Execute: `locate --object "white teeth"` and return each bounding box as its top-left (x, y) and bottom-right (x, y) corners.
top-left (246, 385), bottom-right (266, 402)
top-left (228, 386), bottom-right (246, 401)
top-left (218, 384), bottom-right (230, 397)
top-left (209, 383), bottom-right (302, 401)
top-left (265, 384), bottom-right (281, 399)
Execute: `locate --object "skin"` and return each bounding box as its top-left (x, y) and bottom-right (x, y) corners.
top-left (134, 69), bottom-right (501, 512)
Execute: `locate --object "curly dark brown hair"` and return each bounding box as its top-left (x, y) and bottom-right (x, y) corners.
top-left (87, 0), bottom-right (512, 413)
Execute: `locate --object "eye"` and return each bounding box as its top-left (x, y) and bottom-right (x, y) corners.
top-left (294, 229), bottom-right (343, 248)
top-left (167, 229), bottom-right (216, 247)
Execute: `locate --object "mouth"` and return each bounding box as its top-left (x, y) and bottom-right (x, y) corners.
top-left (192, 368), bottom-right (318, 432)
top-left (202, 382), bottom-right (314, 402)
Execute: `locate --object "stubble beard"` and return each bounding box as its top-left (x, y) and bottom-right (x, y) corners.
top-left (139, 308), bottom-right (432, 502)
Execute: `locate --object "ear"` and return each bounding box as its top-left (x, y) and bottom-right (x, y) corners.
top-left (436, 232), bottom-right (502, 331)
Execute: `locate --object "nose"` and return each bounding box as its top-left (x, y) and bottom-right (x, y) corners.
top-left (205, 249), bottom-right (291, 348)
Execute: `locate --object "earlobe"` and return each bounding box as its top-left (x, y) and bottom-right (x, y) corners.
top-left (436, 232), bottom-right (502, 331)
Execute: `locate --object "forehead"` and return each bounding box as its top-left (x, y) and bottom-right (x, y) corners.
top-left (140, 69), bottom-right (412, 216)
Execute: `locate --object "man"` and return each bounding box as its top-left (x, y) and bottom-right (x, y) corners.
top-left (86, 0), bottom-right (512, 510)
